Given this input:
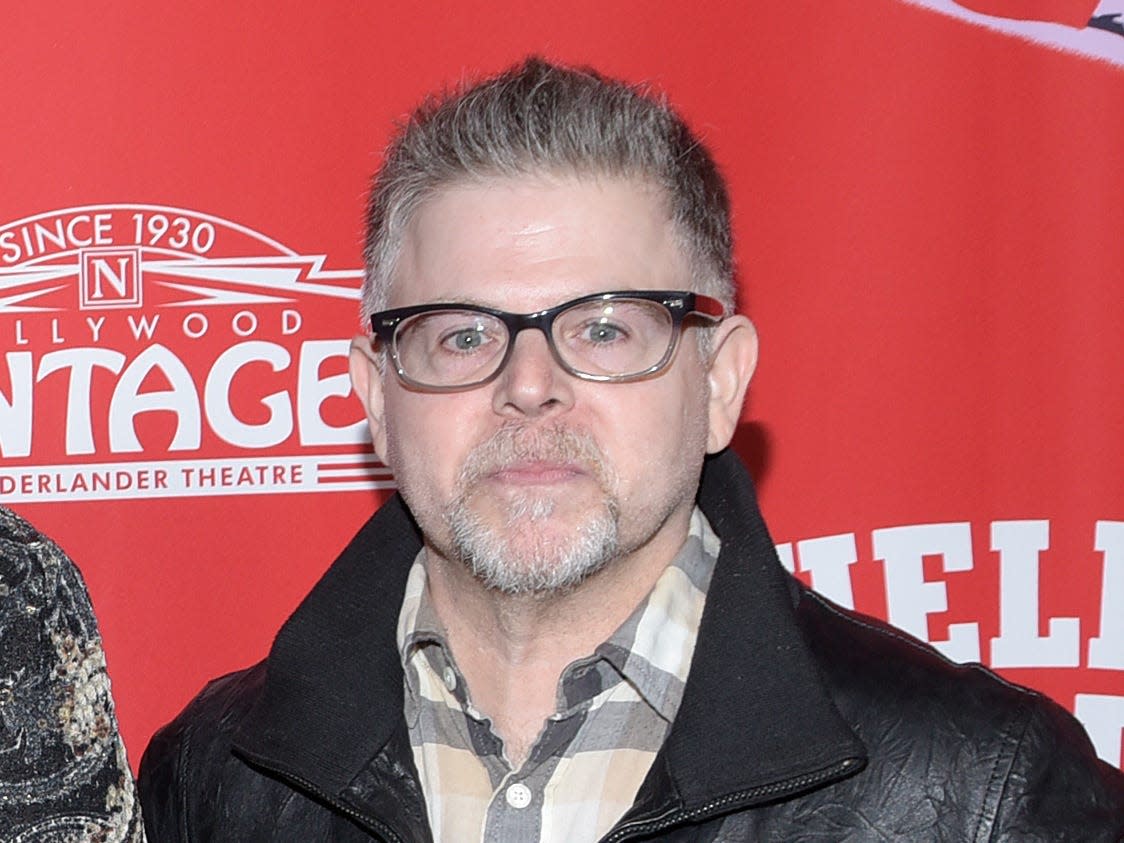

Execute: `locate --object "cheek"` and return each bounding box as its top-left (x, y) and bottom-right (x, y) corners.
top-left (600, 378), bottom-right (708, 479)
top-left (382, 388), bottom-right (499, 506)
top-left (382, 394), bottom-right (458, 493)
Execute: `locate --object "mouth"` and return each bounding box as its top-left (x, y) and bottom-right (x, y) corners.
top-left (487, 460), bottom-right (588, 487)
top-left (456, 424), bottom-right (613, 500)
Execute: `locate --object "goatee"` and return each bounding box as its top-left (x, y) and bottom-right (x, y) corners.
top-left (446, 425), bottom-right (620, 595)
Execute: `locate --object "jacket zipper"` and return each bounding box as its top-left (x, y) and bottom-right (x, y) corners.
top-left (599, 757), bottom-right (863, 843)
top-left (238, 755), bottom-right (412, 843)
top-left (242, 753), bottom-right (861, 842)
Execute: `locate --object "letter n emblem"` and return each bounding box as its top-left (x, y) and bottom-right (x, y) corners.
top-left (80, 247), bottom-right (142, 309)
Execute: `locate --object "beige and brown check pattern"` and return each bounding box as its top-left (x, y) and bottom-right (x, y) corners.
top-left (396, 508), bottom-right (721, 843)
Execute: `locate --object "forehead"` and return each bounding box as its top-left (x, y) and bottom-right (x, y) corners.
top-left (388, 174), bottom-right (690, 309)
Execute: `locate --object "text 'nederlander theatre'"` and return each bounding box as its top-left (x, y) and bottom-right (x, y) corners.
top-left (0, 204), bottom-right (391, 502)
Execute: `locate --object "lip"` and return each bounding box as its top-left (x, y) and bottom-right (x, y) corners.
top-left (487, 461), bottom-right (587, 486)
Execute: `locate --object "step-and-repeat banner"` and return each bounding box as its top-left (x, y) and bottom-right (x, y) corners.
top-left (2, 1), bottom-right (1122, 771)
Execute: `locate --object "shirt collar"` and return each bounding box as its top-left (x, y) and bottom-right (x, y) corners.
top-left (588, 507), bottom-right (719, 721)
top-left (396, 554), bottom-right (440, 661)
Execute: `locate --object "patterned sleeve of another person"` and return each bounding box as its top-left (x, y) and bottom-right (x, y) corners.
top-left (0, 506), bottom-right (145, 843)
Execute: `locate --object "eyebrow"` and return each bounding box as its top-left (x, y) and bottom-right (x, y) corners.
top-left (411, 294), bottom-right (494, 308)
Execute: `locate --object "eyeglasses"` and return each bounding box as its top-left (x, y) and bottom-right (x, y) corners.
top-left (369, 290), bottom-right (725, 392)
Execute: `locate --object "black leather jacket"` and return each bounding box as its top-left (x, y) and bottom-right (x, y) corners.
top-left (139, 451), bottom-right (1124, 841)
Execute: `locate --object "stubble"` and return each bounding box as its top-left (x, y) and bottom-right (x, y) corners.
top-left (446, 424), bottom-right (621, 594)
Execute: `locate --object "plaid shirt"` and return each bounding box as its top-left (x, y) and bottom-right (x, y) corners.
top-left (396, 508), bottom-right (721, 843)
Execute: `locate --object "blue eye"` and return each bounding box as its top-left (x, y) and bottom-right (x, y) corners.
top-left (449, 328), bottom-right (485, 351)
top-left (584, 321), bottom-right (626, 344)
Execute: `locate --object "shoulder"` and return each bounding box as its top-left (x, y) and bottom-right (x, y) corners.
top-left (138, 662), bottom-right (267, 841)
top-left (143, 660), bottom-right (268, 773)
top-left (791, 583), bottom-right (1124, 840)
top-left (793, 583), bottom-right (1033, 722)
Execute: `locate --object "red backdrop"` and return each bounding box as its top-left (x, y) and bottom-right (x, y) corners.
top-left (1, 0), bottom-right (1121, 772)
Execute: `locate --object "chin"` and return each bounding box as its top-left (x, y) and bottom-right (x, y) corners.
top-left (448, 495), bottom-right (620, 595)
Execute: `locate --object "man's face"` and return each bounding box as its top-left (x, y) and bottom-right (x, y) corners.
top-left (353, 175), bottom-right (727, 593)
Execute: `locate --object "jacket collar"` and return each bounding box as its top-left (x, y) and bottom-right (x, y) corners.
top-left (233, 449), bottom-right (865, 827)
top-left (630, 449), bottom-right (865, 817)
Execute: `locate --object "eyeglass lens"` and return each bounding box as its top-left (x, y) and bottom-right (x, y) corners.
top-left (393, 297), bottom-right (676, 387)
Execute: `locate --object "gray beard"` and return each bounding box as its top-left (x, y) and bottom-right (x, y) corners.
top-left (445, 425), bottom-right (621, 595)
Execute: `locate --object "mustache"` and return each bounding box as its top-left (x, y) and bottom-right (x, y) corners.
top-left (457, 424), bottom-right (615, 490)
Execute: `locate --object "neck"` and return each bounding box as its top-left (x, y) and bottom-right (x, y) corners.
top-left (422, 507), bottom-right (691, 767)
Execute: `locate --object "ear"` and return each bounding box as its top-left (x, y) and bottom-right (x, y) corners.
top-left (704, 315), bottom-right (758, 453)
top-left (348, 333), bottom-right (389, 463)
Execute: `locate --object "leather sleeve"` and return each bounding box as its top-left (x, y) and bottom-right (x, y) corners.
top-left (989, 692), bottom-right (1124, 842)
top-left (138, 714), bottom-right (192, 843)
top-left (137, 668), bottom-right (264, 843)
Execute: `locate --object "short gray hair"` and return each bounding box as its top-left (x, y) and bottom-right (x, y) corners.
top-left (361, 57), bottom-right (734, 320)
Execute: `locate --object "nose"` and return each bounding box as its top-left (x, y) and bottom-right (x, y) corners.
top-left (490, 327), bottom-right (575, 419)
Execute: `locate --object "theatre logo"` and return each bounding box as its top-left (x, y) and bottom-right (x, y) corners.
top-left (0, 204), bottom-right (392, 502)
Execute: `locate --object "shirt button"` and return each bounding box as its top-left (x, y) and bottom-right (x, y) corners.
top-left (505, 782), bottom-right (532, 809)
top-left (442, 666), bottom-right (457, 691)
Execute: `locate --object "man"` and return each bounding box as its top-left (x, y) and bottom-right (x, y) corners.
top-left (139, 58), bottom-right (1123, 841)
